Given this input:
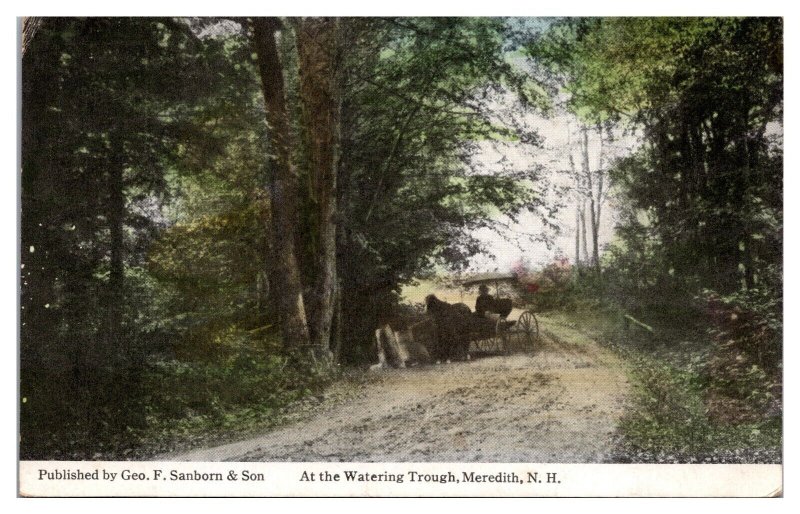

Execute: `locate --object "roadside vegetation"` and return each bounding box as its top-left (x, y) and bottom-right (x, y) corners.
top-left (526, 282), bottom-right (781, 463)
top-left (40, 345), bottom-right (378, 460)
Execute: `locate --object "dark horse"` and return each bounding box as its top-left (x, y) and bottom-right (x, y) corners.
top-left (424, 294), bottom-right (472, 362)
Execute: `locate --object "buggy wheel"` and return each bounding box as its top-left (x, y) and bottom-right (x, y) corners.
top-left (517, 311), bottom-right (539, 351)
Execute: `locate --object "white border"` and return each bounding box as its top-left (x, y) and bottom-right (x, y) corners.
top-left (3, 2), bottom-right (795, 512)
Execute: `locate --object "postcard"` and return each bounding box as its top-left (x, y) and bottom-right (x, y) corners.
top-left (18, 14), bottom-right (783, 498)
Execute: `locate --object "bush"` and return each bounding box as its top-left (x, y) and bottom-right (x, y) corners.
top-left (703, 286), bottom-right (782, 423)
top-left (144, 330), bottom-right (337, 427)
top-left (20, 322), bottom-right (339, 460)
top-left (511, 256), bottom-right (585, 311)
top-left (618, 349), bottom-right (782, 463)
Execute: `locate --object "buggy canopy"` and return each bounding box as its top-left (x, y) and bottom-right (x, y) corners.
top-left (461, 272), bottom-right (517, 288)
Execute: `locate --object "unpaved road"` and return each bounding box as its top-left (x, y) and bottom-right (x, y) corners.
top-left (165, 318), bottom-right (630, 462)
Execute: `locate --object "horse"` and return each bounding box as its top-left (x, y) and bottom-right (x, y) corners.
top-left (424, 294), bottom-right (472, 362)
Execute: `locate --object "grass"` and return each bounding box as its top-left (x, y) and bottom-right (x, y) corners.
top-left (546, 302), bottom-right (782, 463)
top-left (119, 355), bottom-right (377, 459)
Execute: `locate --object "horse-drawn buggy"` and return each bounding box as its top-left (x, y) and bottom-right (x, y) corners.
top-left (459, 272), bottom-right (539, 355)
top-left (373, 273), bottom-right (539, 369)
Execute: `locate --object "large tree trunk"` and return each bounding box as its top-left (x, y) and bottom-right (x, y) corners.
top-left (294, 17), bottom-right (341, 360)
top-left (21, 17), bottom-right (43, 57)
top-left (251, 17), bottom-right (310, 350)
top-left (20, 24), bottom-right (62, 388)
top-left (107, 143), bottom-right (125, 347)
top-left (332, 278), bottom-right (343, 363)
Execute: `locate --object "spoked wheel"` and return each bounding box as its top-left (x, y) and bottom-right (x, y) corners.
top-left (516, 311), bottom-right (539, 351)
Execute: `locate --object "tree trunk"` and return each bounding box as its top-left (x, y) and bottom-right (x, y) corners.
top-left (594, 124), bottom-right (605, 272)
top-left (580, 201), bottom-right (589, 264)
top-left (567, 120), bottom-right (581, 268)
top-left (582, 126), bottom-right (600, 270)
top-left (742, 236), bottom-right (755, 290)
top-left (107, 147), bottom-right (125, 347)
top-left (251, 17), bottom-right (310, 350)
top-left (294, 17), bottom-right (341, 360)
top-left (575, 205), bottom-right (581, 267)
top-left (332, 278), bottom-right (343, 363)
top-left (21, 17), bottom-right (43, 57)
top-left (595, 123), bottom-right (604, 243)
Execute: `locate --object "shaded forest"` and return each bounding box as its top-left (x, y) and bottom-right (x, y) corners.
top-left (20, 17), bottom-right (782, 460)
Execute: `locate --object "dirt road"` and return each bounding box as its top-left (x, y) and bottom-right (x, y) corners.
top-left (165, 317), bottom-right (630, 462)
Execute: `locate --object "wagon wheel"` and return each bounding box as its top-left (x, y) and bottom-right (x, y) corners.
top-left (495, 317), bottom-right (509, 354)
top-left (516, 311), bottom-right (539, 351)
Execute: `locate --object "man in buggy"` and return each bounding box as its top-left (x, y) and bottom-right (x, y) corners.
top-left (474, 284), bottom-right (513, 320)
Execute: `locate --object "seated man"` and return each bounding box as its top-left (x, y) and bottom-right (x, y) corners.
top-left (475, 284), bottom-right (499, 320)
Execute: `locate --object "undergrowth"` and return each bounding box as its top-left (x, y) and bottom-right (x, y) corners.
top-left (21, 340), bottom-right (371, 460)
top-left (547, 302), bottom-right (782, 463)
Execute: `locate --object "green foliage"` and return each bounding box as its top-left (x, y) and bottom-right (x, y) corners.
top-left (148, 202), bottom-right (271, 357)
top-left (529, 20), bottom-right (782, 458)
top-left (703, 282), bottom-right (782, 422)
top-left (24, 342), bottom-right (338, 460)
top-left (145, 346), bottom-right (333, 426)
top-left (20, 17), bottom-right (231, 458)
top-left (547, 268), bottom-right (783, 458)
top-left (21, 17), bottom-right (550, 457)
top-left (133, 332), bottom-right (345, 457)
top-left (532, 17), bottom-right (783, 297)
top-left (548, 306), bottom-right (781, 463)
top-left (336, 18), bottom-right (549, 361)
top-left (619, 351), bottom-right (781, 463)
top-left (343, 18), bottom-right (543, 265)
